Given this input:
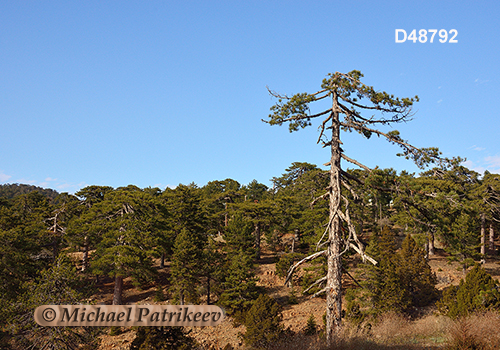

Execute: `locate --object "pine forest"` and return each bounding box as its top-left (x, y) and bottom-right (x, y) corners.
top-left (2, 71), bottom-right (500, 350)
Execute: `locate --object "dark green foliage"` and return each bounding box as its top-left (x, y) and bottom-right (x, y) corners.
top-left (0, 183), bottom-right (59, 201)
top-left (218, 251), bottom-right (260, 317)
top-left (0, 191), bottom-right (54, 302)
top-left (275, 252), bottom-right (302, 279)
top-left (396, 233), bottom-right (438, 308)
top-left (447, 212), bottom-right (481, 272)
top-left (345, 289), bottom-right (365, 326)
top-left (90, 186), bottom-right (158, 304)
top-left (363, 231), bottom-right (437, 314)
top-left (224, 212), bottom-right (256, 258)
top-left (242, 294), bottom-right (284, 349)
top-left (170, 228), bottom-right (206, 304)
top-left (131, 327), bottom-right (196, 350)
top-left (438, 264), bottom-right (500, 318)
top-left (9, 255), bottom-right (100, 349)
top-left (304, 314), bottom-right (317, 335)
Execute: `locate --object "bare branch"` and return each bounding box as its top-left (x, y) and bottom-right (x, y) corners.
top-left (303, 276), bottom-right (327, 294)
top-left (341, 153), bottom-right (372, 172)
top-left (285, 250), bottom-right (327, 285)
top-left (317, 113), bottom-right (333, 144)
top-left (310, 191), bottom-right (330, 208)
top-left (341, 179), bottom-right (359, 201)
top-left (343, 267), bottom-right (363, 288)
top-left (310, 287), bottom-right (327, 299)
top-left (350, 243), bottom-right (377, 265)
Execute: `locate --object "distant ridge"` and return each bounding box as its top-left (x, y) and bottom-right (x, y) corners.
top-left (0, 183), bottom-right (59, 201)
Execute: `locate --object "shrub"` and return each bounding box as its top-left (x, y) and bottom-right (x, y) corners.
top-left (438, 264), bottom-right (500, 318)
top-left (242, 294), bottom-right (284, 349)
top-left (304, 314), bottom-right (317, 335)
top-left (131, 327), bottom-right (196, 350)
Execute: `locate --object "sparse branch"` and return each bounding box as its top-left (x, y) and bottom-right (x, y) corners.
top-left (341, 179), bottom-right (359, 201)
top-left (341, 153), bottom-right (372, 172)
top-left (303, 276), bottom-right (327, 294)
top-left (310, 287), bottom-right (327, 298)
top-left (340, 121), bottom-right (441, 168)
top-left (338, 95), bottom-right (413, 116)
top-left (317, 113), bottom-right (333, 144)
top-left (285, 250), bottom-right (327, 285)
top-left (349, 243), bottom-right (377, 265)
top-left (311, 191), bottom-right (330, 208)
top-left (338, 102), bottom-right (411, 126)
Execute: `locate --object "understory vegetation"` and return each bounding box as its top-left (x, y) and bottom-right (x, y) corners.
top-left (1, 70), bottom-right (500, 350)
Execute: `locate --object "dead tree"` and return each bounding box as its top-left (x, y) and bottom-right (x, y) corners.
top-left (264, 70), bottom-right (443, 345)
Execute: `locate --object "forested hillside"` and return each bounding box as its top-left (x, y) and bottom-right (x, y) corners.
top-left (1, 160), bottom-right (499, 349)
top-left (2, 72), bottom-right (500, 349)
top-left (0, 183), bottom-right (59, 201)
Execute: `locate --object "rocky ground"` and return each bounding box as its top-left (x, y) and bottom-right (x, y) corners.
top-left (80, 243), bottom-right (500, 350)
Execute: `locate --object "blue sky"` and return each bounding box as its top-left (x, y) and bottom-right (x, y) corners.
top-left (1, 1), bottom-right (499, 194)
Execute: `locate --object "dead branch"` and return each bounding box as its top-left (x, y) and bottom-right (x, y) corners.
top-left (343, 267), bottom-right (363, 288)
top-left (285, 250), bottom-right (327, 285)
top-left (303, 276), bottom-right (327, 294)
top-left (341, 153), bottom-right (372, 172)
top-left (350, 243), bottom-right (377, 265)
top-left (310, 287), bottom-right (327, 299)
top-left (341, 179), bottom-right (359, 201)
top-left (310, 191), bottom-right (330, 208)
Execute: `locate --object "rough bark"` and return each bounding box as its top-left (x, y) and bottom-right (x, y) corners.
top-left (489, 222), bottom-right (495, 254)
top-left (481, 214), bottom-right (486, 264)
top-left (81, 235), bottom-right (89, 272)
top-left (206, 272), bottom-right (211, 305)
top-left (428, 231), bottom-right (435, 256)
top-left (113, 276), bottom-right (123, 305)
top-left (326, 93), bottom-right (342, 344)
top-left (254, 222), bottom-right (261, 260)
top-left (160, 252), bottom-right (165, 269)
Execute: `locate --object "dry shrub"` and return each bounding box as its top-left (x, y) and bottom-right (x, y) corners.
top-left (446, 312), bottom-right (500, 350)
top-left (370, 312), bottom-right (411, 344)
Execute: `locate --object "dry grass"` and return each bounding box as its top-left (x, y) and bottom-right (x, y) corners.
top-left (191, 312), bottom-right (500, 350)
top-left (445, 312), bottom-right (500, 350)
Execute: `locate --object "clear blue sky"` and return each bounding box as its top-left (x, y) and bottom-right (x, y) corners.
top-left (1, 1), bottom-right (499, 193)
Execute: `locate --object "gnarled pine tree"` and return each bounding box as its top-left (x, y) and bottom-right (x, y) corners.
top-left (264, 70), bottom-right (443, 345)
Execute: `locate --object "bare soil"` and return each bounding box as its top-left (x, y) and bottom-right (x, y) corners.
top-left (71, 244), bottom-right (500, 350)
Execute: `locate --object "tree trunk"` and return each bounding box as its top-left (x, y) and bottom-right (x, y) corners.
top-left (489, 222), bottom-right (495, 254)
top-left (160, 252), bottom-right (165, 269)
top-left (254, 222), bottom-right (261, 260)
top-left (481, 214), bottom-right (486, 264)
top-left (180, 290), bottom-right (185, 305)
top-left (206, 272), bottom-right (211, 305)
top-left (326, 93), bottom-right (342, 346)
top-left (113, 276), bottom-right (123, 305)
top-left (428, 231), bottom-right (435, 256)
top-left (82, 236), bottom-right (89, 272)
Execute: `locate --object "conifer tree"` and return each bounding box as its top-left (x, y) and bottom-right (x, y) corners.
top-left (90, 186), bottom-right (157, 305)
top-left (10, 255), bottom-right (100, 349)
top-left (67, 185), bottom-right (114, 271)
top-left (242, 294), bottom-right (284, 349)
top-left (438, 264), bottom-right (500, 317)
top-left (265, 70), bottom-right (444, 344)
top-left (170, 228), bottom-right (206, 304)
top-left (362, 231), bottom-right (437, 314)
top-left (396, 235), bottom-right (438, 309)
top-left (131, 327), bottom-right (196, 350)
top-left (218, 250), bottom-right (260, 318)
